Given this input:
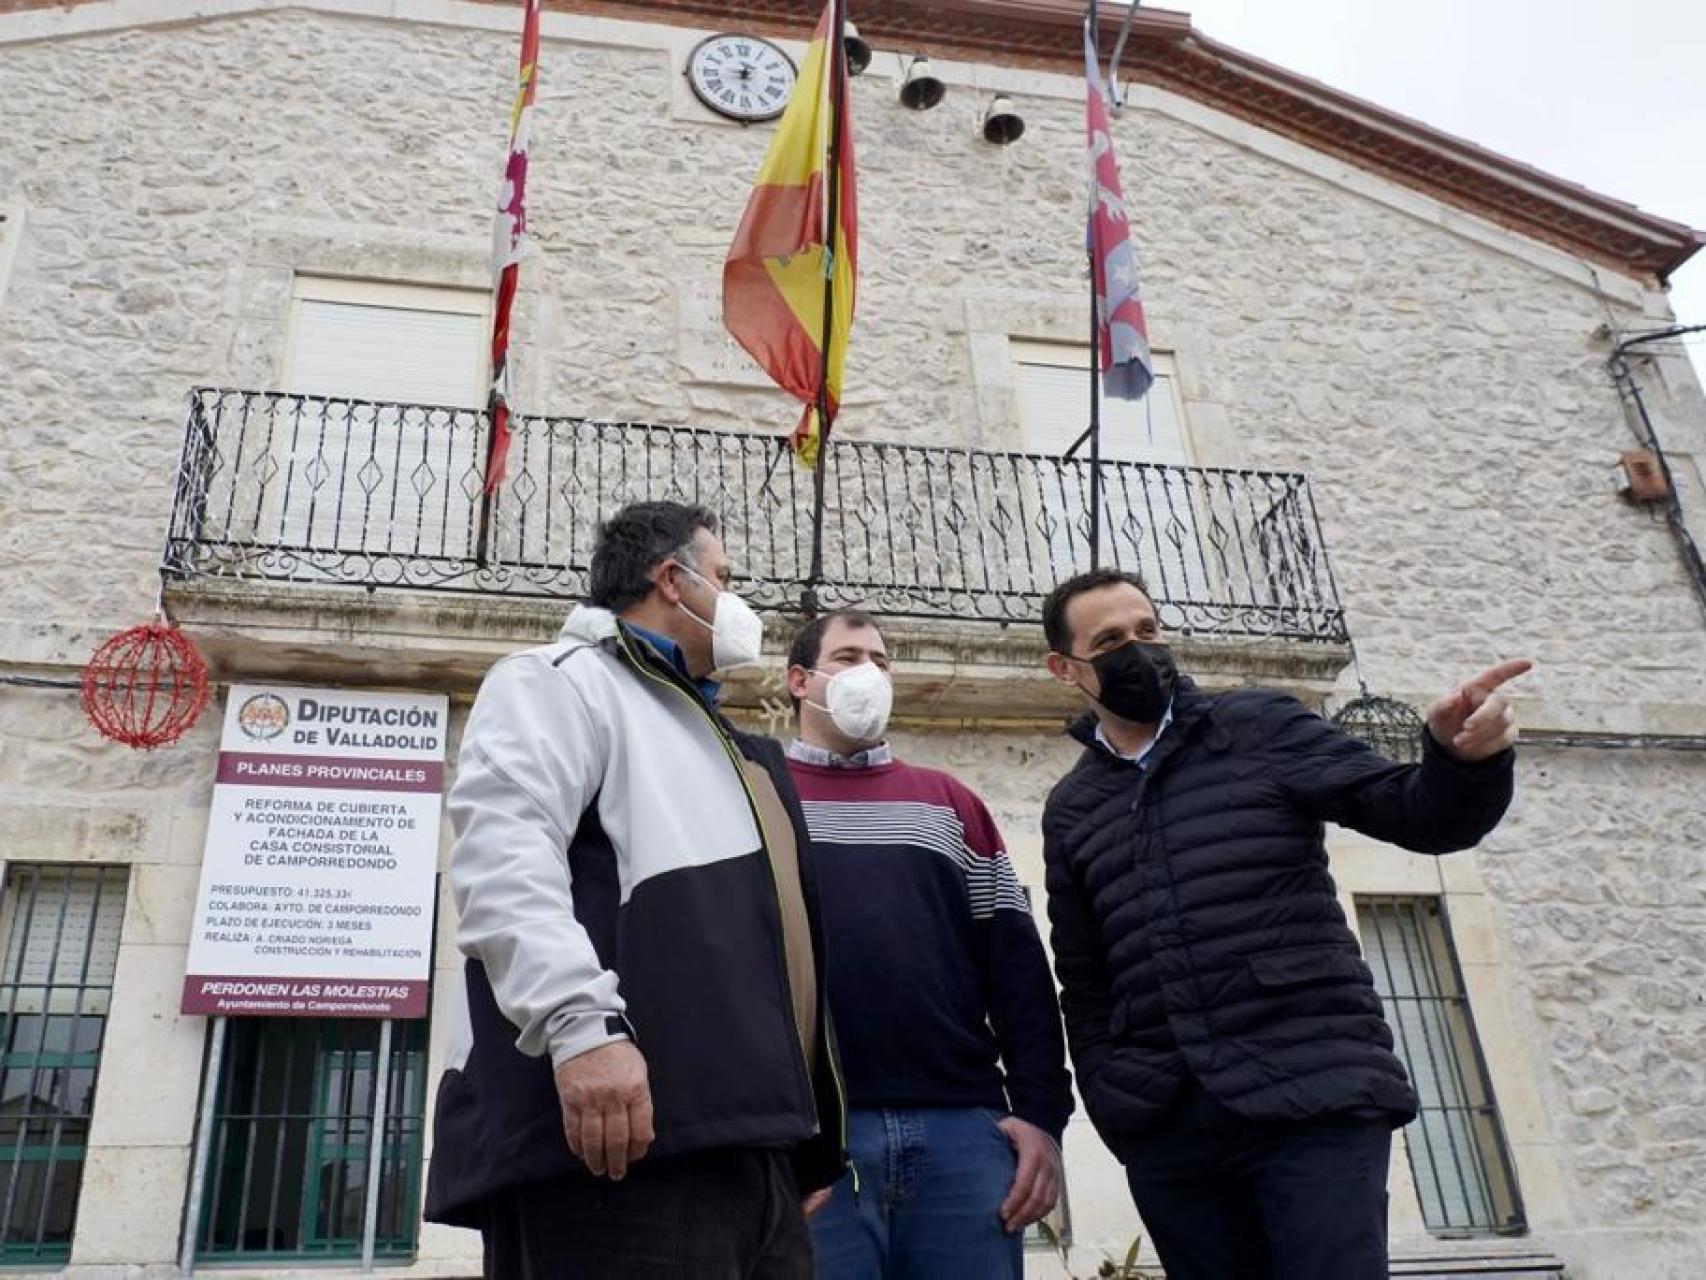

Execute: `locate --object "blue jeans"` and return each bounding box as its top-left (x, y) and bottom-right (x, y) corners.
top-left (810, 1107), bottom-right (1022, 1280)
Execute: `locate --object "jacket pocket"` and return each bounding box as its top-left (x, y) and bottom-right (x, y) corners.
top-left (1247, 945), bottom-right (1368, 988)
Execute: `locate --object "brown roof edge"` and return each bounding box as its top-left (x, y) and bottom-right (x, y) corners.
top-left (5, 0), bottom-right (1700, 280)
top-left (1175, 28), bottom-right (1705, 282)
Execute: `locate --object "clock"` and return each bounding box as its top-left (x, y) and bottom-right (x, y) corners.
top-left (687, 33), bottom-right (797, 122)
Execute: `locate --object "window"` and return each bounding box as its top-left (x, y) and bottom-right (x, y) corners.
top-left (1357, 896), bottom-right (1525, 1236)
top-left (1014, 343), bottom-right (1189, 467)
top-left (0, 864), bottom-right (128, 1264)
top-left (1014, 344), bottom-right (1211, 600)
top-left (261, 278), bottom-right (488, 564)
top-left (193, 1018), bottom-right (428, 1262)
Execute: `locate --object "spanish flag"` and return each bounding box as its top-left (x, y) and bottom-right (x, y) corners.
top-left (723, 0), bottom-right (857, 467)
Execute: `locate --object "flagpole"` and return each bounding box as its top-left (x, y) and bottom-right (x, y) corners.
top-left (804, 0), bottom-right (848, 616)
top-left (1088, 246), bottom-right (1103, 569)
top-left (1086, 0), bottom-right (1104, 570)
top-left (474, 405), bottom-right (501, 569)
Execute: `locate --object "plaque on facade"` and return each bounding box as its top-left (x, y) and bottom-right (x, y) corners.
top-left (180, 684), bottom-right (448, 1019)
top-left (678, 277), bottom-right (775, 387)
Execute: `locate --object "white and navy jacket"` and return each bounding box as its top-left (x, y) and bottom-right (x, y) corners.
top-left (424, 606), bottom-right (846, 1226)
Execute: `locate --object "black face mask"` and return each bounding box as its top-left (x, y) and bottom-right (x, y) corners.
top-left (1074, 641), bottom-right (1177, 724)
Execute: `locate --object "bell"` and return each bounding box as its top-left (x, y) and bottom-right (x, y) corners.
top-left (843, 21), bottom-right (872, 76)
top-left (981, 94), bottom-right (1025, 145)
top-left (899, 55), bottom-right (946, 110)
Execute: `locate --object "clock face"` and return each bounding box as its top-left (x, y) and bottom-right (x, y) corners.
top-left (687, 34), bottom-right (797, 122)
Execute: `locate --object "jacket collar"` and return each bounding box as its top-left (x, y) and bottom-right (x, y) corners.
top-left (560, 605), bottom-right (722, 705)
top-left (559, 603), bottom-right (617, 645)
top-left (1068, 676), bottom-right (1214, 773)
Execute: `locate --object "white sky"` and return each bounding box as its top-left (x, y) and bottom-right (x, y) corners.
top-left (1171, 0), bottom-right (1706, 360)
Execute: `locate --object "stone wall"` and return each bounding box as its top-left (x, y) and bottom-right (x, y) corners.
top-left (3, 2), bottom-right (1705, 1274)
top-left (1480, 743), bottom-right (1706, 1278)
top-left (1, 2), bottom-right (1702, 722)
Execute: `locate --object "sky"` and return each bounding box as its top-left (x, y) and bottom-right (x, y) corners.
top-left (1169, 0), bottom-right (1706, 361)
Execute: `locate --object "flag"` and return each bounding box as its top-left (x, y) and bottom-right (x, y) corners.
top-left (484, 0), bottom-right (541, 493)
top-left (723, 0), bottom-right (857, 467)
top-left (1086, 17), bottom-right (1153, 401)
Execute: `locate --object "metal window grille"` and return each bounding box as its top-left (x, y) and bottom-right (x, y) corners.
top-left (0, 864), bottom-right (129, 1264)
top-left (194, 1018), bottom-right (427, 1261)
top-left (1356, 895), bottom-right (1525, 1236)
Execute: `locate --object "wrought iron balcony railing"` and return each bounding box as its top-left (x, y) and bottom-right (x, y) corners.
top-left (161, 388), bottom-right (1347, 642)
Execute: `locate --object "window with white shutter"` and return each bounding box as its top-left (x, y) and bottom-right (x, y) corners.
top-left (0, 865), bottom-right (129, 1263)
top-left (1013, 344), bottom-right (1211, 599)
top-left (1013, 343), bottom-right (1189, 465)
top-left (266, 279), bottom-right (488, 563)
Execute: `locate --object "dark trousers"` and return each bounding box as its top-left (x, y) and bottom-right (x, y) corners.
top-left (480, 1147), bottom-right (813, 1280)
top-left (1122, 1082), bottom-right (1392, 1280)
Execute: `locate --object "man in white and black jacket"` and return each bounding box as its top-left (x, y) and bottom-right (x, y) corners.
top-left (424, 502), bottom-right (845, 1279)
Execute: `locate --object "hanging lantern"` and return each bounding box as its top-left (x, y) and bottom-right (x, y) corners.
top-left (81, 620), bottom-right (211, 749)
top-left (1330, 690), bottom-right (1425, 764)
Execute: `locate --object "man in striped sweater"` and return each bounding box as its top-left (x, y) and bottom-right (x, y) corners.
top-left (784, 610), bottom-right (1073, 1279)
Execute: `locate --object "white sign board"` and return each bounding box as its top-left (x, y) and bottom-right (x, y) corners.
top-left (181, 684), bottom-right (448, 1019)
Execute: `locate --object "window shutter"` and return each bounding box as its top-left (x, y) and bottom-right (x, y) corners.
top-left (0, 867), bottom-right (127, 1011)
top-left (1016, 360), bottom-right (1187, 465)
top-left (289, 301), bottom-right (484, 409)
top-left (1012, 348), bottom-right (1206, 597)
top-left (270, 290), bottom-right (487, 560)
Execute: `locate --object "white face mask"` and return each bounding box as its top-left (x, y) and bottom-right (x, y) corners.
top-left (808, 661), bottom-right (893, 744)
top-left (673, 564), bottom-right (764, 671)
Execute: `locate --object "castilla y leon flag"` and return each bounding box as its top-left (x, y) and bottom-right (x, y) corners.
top-left (722, 0), bottom-right (857, 467)
top-left (484, 0), bottom-right (541, 493)
top-left (1085, 15), bottom-right (1153, 401)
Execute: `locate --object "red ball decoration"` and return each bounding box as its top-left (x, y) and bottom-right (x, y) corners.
top-left (81, 621), bottom-right (211, 749)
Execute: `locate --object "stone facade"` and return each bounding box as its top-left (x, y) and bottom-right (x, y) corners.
top-left (1, 2), bottom-right (1704, 1276)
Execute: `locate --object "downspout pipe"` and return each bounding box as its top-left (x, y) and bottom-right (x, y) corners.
top-left (1606, 324), bottom-right (1706, 622)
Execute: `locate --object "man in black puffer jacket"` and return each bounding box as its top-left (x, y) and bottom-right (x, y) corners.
top-left (1039, 568), bottom-right (1527, 1280)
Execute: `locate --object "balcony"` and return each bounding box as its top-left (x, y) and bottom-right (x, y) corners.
top-left (160, 389), bottom-right (1350, 706)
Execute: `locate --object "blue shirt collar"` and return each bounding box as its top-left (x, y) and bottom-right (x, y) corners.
top-left (1095, 698), bottom-right (1174, 767)
top-left (625, 623), bottom-right (722, 704)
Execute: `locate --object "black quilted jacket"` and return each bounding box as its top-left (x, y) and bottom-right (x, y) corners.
top-left (1042, 677), bottom-right (1513, 1157)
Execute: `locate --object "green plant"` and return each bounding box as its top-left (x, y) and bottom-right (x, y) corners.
top-left (1096, 1233), bottom-right (1144, 1278)
top-left (1036, 1220), bottom-right (1148, 1280)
